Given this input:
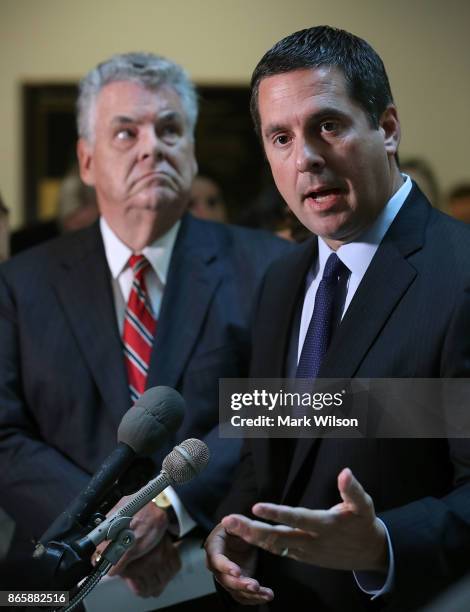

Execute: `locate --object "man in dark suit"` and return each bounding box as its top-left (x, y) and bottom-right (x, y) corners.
top-left (0, 52), bottom-right (288, 598)
top-left (205, 26), bottom-right (470, 611)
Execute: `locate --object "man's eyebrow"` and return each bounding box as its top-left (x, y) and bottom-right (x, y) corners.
top-left (110, 115), bottom-right (135, 126)
top-left (263, 108), bottom-right (349, 138)
top-left (158, 110), bottom-right (182, 121)
top-left (110, 111), bottom-right (183, 126)
top-left (309, 108), bottom-right (348, 122)
top-left (263, 123), bottom-right (286, 139)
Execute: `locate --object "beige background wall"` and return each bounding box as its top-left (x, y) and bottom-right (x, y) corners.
top-left (1, 0), bottom-right (469, 227)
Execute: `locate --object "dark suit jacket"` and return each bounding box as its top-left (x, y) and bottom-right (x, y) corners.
top-left (0, 213), bottom-right (290, 588)
top-left (218, 186), bottom-right (470, 611)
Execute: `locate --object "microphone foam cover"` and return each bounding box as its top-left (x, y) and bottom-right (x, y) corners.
top-left (118, 386), bottom-right (185, 455)
top-left (163, 438), bottom-right (210, 484)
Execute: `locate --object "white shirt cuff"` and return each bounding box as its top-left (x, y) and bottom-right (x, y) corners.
top-left (163, 485), bottom-right (197, 537)
top-left (353, 518), bottom-right (395, 599)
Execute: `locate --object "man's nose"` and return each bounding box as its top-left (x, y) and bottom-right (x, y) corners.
top-left (296, 139), bottom-right (325, 173)
top-left (140, 127), bottom-right (164, 161)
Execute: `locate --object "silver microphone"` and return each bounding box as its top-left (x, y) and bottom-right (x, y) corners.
top-left (84, 438), bottom-right (209, 547)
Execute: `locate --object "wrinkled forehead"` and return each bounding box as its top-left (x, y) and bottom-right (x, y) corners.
top-left (89, 80), bottom-right (188, 137)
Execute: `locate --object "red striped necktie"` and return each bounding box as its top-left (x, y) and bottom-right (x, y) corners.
top-left (122, 255), bottom-right (157, 402)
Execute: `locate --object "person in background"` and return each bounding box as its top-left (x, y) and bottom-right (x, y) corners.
top-left (239, 173), bottom-right (310, 242)
top-left (400, 157), bottom-right (440, 208)
top-left (10, 167), bottom-right (99, 255)
top-left (188, 173), bottom-right (228, 222)
top-left (448, 183), bottom-right (470, 223)
top-left (57, 165), bottom-right (99, 232)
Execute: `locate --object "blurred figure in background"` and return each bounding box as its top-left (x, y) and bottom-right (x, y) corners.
top-left (239, 172), bottom-right (310, 242)
top-left (0, 195), bottom-right (9, 262)
top-left (401, 157), bottom-right (440, 208)
top-left (448, 183), bottom-right (470, 223)
top-left (57, 165), bottom-right (99, 232)
top-left (188, 173), bottom-right (227, 222)
top-left (10, 167), bottom-right (99, 255)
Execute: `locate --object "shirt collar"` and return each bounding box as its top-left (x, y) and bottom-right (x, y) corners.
top-left (100, 216), bottom-right (181, 285)
top-left (317, 174), bottom-right (412, 278)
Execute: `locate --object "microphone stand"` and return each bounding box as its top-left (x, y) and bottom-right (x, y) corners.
top-left (51, 520), bottom-right (136, 612)
top-left (34, 458), bottom-right (155, 592)
top-left (41, 438), bottom-right (208, 611)
top-left (47, 471), bottom-right (173, 611)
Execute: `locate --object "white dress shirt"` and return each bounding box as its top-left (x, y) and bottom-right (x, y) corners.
top-left (100, 216), bottom-right (196, 536)
top-left (298, 175), bottom-right (412, 362)
top-left (297, 175), bottom-right (412, 598)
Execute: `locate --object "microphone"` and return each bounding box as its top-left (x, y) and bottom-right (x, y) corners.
top-left (38, 386), bottom-right (185, 546)
top-left (75, 438), bottom-right (209, 553)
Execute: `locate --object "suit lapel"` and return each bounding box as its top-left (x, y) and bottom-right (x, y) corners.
top-left (52, 224), bottom-right (131, 426)
top-left (251, 237), bottom-right (317, 378)
top-left (249, 239), bottom-right (316, 503)
top-left (282, 187), bottom-right (430, 502)
top-left (146, 215), bottom-right (223, 389)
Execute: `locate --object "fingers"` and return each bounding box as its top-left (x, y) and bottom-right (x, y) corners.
top-left (222, 514), bottom-right (281, 539)
top-left (128, 502), bottom-right (168, 551)
top-left (252, 502), bottom-right (324, 534)
top-left (205, 523), bottom-right (274, 605)
top-left (337, 468), bottom-right (374, 516)
top-left (221, 514), bottom-right (316, 559)
top-left (109, 502), bottom-right (168, 574)
top-left (226, 585), bottom-right (274, 605)
top-left (91, 541), bottom-right (107, 566)
top-left (205, 524), bottom-right (244, 577)
top-left (213, 573), bottom-right (274, 605)
top-left (92, 541), bottom-right (130, 576)
top-left (252, 470), bottom-right (375, 527)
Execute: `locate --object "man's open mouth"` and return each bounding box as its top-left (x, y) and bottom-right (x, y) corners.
top-left (304, 188), bottom-right (342, 202)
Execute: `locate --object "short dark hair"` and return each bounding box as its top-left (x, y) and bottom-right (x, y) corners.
top-left (250, 25), bottom-right (394, 137)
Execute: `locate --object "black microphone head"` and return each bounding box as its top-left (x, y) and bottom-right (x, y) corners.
top-left (118, 386), bottom-right (185, 455)
top-left (162, 438), bottom-right (210, 484)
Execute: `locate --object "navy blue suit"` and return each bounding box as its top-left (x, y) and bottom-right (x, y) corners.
top-left (218, 186), bottom-right (470, 611)
top-left (0, 213), bottom-right (290, 588)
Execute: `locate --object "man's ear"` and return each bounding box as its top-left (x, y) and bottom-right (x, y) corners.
top-left (379, 105), bottom-right (401, 156)
top-left (77, 138), bottom-right (95, 186)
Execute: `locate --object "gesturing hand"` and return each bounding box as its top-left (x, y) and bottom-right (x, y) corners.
top-left (222, 468), bottom-right (388, 573)
top-left (205, 523), bottom-right (274, 606)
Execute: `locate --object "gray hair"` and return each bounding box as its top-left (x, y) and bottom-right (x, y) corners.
top-left (77, 52), bottom-right (198, 141)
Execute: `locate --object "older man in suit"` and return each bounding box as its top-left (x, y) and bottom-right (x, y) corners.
top-left (205, 26), bottom-right (470, 611)
top-left (0, 53), bottom-right (288, 599)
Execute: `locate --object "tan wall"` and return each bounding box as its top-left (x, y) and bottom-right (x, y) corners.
top-left (1, 0), bottom-right (469, 227)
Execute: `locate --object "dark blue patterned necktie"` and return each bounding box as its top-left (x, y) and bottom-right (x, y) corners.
top-left (296, 253), bottom-right (349, 378)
